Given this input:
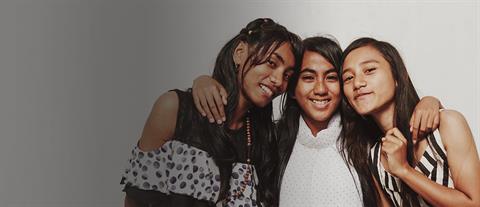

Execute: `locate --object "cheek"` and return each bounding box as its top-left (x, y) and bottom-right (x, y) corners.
top-left (342, 84), bottom-right (354, 101)
top-left (374, 74), bottom-right (396, 99)
top-left (328, 82), bottom-right (341, 97)
top-left (294, 81), bottom-right (311, 98)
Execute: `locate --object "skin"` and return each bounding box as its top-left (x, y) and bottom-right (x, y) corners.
top-left (125, 41), bottom-right (295, 207)
top-left (342, 45), bottom-right (480, 207)
top-left (294, 50), bottom-right (341, 135)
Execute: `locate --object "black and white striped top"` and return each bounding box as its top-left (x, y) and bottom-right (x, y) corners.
top-left (370, 131), bottom-right (454, 207)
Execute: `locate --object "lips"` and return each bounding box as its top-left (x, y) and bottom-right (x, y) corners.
top-left (354, 92), bottom-right (373, 100)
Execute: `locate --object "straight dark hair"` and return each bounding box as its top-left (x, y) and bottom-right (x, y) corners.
top-left (339, 37), bottom-right (424, 207)
top-left (275, 36), bottom-right (342, 204)
top-left (203, 18), bottom-right (302, 206)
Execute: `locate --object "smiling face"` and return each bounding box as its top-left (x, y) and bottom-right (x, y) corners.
top-left (294, 50), bottom-right (341, 130)
top-left (342, 46), bottom-right (396, 116)
top-left (236, 42), bottom-right (296, 108)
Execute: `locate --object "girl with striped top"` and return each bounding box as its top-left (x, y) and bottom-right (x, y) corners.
top-left (340, 37), bottom-right (480, 206)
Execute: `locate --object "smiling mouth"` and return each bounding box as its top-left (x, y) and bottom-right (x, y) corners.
top-left (260, 84), bottom-right (274, 97)
top-left (309, 98), bottom-right (331, 107)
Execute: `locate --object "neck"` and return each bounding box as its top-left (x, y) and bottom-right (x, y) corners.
top-left (371, 101), bottom-right (396, 132)
top-left (229, 94), bottom-right (251, 130)
top-left (302, 114), bottom-right (330, 137)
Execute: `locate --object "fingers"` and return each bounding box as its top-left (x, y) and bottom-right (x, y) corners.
top-left (419, 111), bottom-right (429, 138)
top-left (383, 134), bottom-right (405, 146)
top-left (433, 113), bottom-right (440, 131)
top-left (386, 128), bottom-right (408, 144)
top-left (420, 108), bottom-right (439, 136)
top-left (218, 84), bottom-right (228, 106)
top-left (198, 91), bottom-right (215, 123)
top-left (209, 89), bottom-right (225, 124)
top-left (192, 88), bottom-right (206, 117)
top-left (411, 110), bottom-right (422, 141)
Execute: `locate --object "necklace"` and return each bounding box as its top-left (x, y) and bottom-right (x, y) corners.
top-left (245, 115), bottom-right (252, 164)
top-left (230, 114), bottom-right (254, 200)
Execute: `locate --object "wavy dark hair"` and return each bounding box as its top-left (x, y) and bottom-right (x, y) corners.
top-left (339, 37), bottom-right (423, 207)
top-left (203, 18), bottom-right (302, 206)
top-left (275, 36), bottom-right (342, 204)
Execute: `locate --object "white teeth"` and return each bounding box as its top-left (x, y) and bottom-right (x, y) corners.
top-left (260, 84), bottom-right (273, 96)
top-left (311, 99), bottom-right (329, 105)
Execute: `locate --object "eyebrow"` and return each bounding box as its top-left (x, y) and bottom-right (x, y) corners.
top-left (342, 59), bottom-right (379, 74)
top-left (360, 59), bottom-right (380, 65)
top-left (300, 68), bottom-right (337, 75)
top-left (271, 52), bottom-right (285, 64)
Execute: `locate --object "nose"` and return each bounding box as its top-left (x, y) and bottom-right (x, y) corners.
top-left (353, 74), bottom-right (366, 90)
top-left (313, 80), bottom-right (328, 96)
top-left (269, 69), bottom-right (284, 88)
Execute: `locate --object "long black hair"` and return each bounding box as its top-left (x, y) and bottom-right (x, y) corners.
top-left (339, 37), bottom-right (423, 207)
top-left (203, 18), bottom-right (302, 206)
top-left (275, 36), bottom-right (342, 202)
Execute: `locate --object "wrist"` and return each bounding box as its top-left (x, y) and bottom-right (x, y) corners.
top-left (394, 164), bottom-right (414, 178)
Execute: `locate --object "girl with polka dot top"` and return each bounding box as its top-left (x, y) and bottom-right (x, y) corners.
top-left (120, 18), bottom-right (303, 207)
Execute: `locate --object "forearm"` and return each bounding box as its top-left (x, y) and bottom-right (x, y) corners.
top-left (398, 167), bottom-right (477, 207)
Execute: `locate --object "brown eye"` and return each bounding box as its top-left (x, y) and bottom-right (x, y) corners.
top-left (366, 68), bottom-right (376, 73)
top-left (326, 74), bottom-right (338, 81)
top-left (301, 75), bottom-right (314, 81)
top-left (267, 59), bottom-right (277, 68)
top-left (343, 76), bottom-right (353, 82)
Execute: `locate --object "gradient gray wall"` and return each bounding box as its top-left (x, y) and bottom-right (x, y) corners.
top-left (3, 0), bottom-right (479, 206)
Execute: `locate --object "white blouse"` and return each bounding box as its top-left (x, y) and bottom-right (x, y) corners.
top-left (279, 113), bottom-right (363, 207)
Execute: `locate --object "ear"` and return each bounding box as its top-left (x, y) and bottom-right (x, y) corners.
top-left (233, 41), bottom-right (248, 66)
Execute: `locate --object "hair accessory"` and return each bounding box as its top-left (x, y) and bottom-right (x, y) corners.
top-left (248, 30), bottom-right (252, 35)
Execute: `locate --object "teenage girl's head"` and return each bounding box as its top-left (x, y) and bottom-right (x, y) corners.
top-left (212, 18), bottom-right (303, 110)
top-left (341, 37), bottom-right (420, 125)
top-left (281, 36), bottom-right (342, 126)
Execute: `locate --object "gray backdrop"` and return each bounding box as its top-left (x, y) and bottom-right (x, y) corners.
top-left (2, 0), bottom-right (479, 206)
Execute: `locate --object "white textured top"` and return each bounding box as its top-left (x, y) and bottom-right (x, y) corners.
top-left (279, 113), bottom-right (363, 207)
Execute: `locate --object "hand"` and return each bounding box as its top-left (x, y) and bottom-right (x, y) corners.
top-left (381, 128), bottom-right (411, 177)
top-left (410, 96), bottom-right (442, 142)
top-left (192, 75), bottom-right (228, 124)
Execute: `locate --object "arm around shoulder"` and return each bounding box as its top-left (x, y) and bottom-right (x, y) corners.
top-left (137, 91), bottom-right (179, 151)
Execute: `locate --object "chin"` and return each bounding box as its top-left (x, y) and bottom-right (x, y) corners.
top-left (355, 107), bottom-right (371, 116)
top-left (252, 98), bottom-right (271, 108)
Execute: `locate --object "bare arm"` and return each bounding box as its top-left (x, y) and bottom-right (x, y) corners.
top-left (137, 91), bottom-right (179, 151)
top-left (393, 110), bottom-right (480, 207)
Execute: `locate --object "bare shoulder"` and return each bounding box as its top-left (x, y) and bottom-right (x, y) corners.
top-left (138, 91), bottom-right (179, 151)
top-left (438, 109), bottom-right (474, 150)
top-left (152, 91), bottom-right (179, 114)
